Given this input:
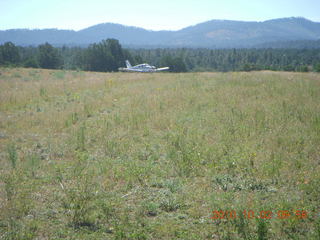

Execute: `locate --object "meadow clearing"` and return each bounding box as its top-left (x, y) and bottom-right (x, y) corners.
top-left (0, 68), bottom-right (319, 239)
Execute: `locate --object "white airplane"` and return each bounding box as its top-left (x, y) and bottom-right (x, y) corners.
top-left (118, 60), bottom-right (169, 72)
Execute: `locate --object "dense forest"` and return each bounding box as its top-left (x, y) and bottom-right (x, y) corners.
top-left (1, 39), bottom-right (320, 72)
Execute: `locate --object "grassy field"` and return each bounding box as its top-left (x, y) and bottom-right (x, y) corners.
top-left (0, 68), bottom-right (319, 239)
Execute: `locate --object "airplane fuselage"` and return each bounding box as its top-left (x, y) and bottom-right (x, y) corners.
top-left (118, 60), bottom-right (169, 72)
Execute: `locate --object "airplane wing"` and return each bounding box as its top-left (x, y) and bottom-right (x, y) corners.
top-left (156, 67), bottom-right (170, 71)
top-left (118, 68), bottom-right (147, 72)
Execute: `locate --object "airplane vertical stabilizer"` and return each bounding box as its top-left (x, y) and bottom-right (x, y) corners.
top-left (125, 60), bottom-right (132, 68)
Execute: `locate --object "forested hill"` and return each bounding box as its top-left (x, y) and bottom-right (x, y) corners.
top-left (1, 17), bottom-right (320, 48)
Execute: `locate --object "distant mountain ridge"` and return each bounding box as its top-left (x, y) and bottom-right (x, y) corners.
top-left (1, 17), bottom-right (320, 48)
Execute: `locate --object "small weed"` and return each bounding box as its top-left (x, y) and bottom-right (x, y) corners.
top-left (163, 179), bottom-right (181, 193)
top-left (71, 112), bottom-right (79, 124)
top-left (76, 124), bottom-right (86, 152)
top-left (104, 139), bottom-right (120, 158)
top-left (12, 72), bottom-right (22, 78)
top-left (140, 201), bottom-right (159, 217)
top-left (53, 70), bottom-right (66, 79)
top-left (72, 70), bottom-right (84, 78)
top-left (28, 70), bottom-right (39, 77)
top-left (84, 104), bottom-right (92, 118)
top-left (159, 193), bottom-right (181, 212)
top-left (1, 171), bottom-right (35, 229)
top-left (167, 130), bottom-right (202, 177)
top-left (61, 167), bottom-right (99, 229)
top-left (7, 143), bottom-right (18, 169)
top-left (22, 77), bottom-right (31, 82)
top-left (234, 210), bottom-right (251, 239)
top-left (39, 87), bottom-right (48, 101)
top-left (65, 112), bottom-right (80, 127)
top-left (212, 174), bottom-right (270, 192)
top-left (315, 218), bottom-right (320, 239)
top-left (151, 179), bottom-right (181, 193)
top-left (2, 173), bottom-right (16, 201)
top-left (1, 219), bottom-right (38, 240)
top-left (26, 154), bottom-right (41, 178)
top-left (257, 218), bottom-right (268, 240)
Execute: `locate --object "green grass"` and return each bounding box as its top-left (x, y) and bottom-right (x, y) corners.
top-left (0, 68), bottom-right (319, 239)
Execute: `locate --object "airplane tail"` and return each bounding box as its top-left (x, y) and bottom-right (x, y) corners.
top-left (125, 60), bottom-right (132, 68)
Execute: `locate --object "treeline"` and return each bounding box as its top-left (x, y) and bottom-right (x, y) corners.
top-left (129, 48), bottom-right (320, 72)
top-left (0, 39), bottom-right (139, 72)
top-left (1, 39), bottom-right (320, 72)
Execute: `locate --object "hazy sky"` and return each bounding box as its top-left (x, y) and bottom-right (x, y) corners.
top-left (1, 0), bottom-right (320, 31)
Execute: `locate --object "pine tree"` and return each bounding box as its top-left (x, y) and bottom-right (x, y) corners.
top-left (38, 42), bottom-right (62, 69)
